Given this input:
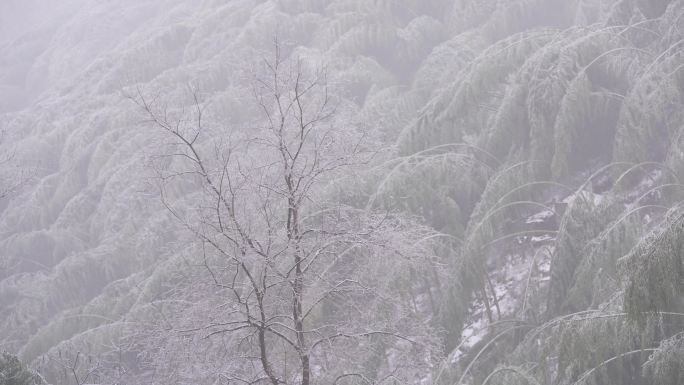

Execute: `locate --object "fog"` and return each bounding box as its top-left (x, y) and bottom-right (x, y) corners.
top-left (0, 1), bottom-right (683, 384)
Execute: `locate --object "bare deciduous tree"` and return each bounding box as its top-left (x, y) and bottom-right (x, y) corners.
top-left (131, 44), bottom-right (442, 385)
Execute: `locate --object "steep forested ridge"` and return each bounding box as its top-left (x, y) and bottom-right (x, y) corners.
top-left (1, 0), bottom-right (684, 384)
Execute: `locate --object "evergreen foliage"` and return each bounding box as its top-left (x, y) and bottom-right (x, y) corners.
top-left (0, 353), bottom-right (42, 385)
top-left (3, 0), bottom-right (684, 384)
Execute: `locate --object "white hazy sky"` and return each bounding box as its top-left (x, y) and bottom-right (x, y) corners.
top-left (1, 0), bottom-right (85, 43)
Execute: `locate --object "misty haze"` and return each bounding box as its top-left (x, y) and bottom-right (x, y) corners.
top-left (1, 1), bottom-right (684, 384)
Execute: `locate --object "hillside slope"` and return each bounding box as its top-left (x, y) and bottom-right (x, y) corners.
top-left (1, 0), bottom-right (683, 384)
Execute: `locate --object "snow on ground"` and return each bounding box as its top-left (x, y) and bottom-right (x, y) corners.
top-left (451, 204), bottom-right (561, 364)
top-left (525, 210), bottom-right (554, 224)
top-left (450, 170), bottom-right (670, 366)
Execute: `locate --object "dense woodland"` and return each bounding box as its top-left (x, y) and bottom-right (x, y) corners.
top-left (1, 0), bottom-right (684, 384)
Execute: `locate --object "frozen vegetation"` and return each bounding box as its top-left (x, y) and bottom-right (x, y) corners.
top-left (1, 0), bottom-right (684, 384)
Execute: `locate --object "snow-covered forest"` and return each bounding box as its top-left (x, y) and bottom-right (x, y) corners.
top-left (1, 0), bottom-right (684, 384)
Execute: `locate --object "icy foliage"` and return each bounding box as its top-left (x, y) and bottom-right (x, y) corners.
top-left (2, 0), bottom-right (684, 384)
